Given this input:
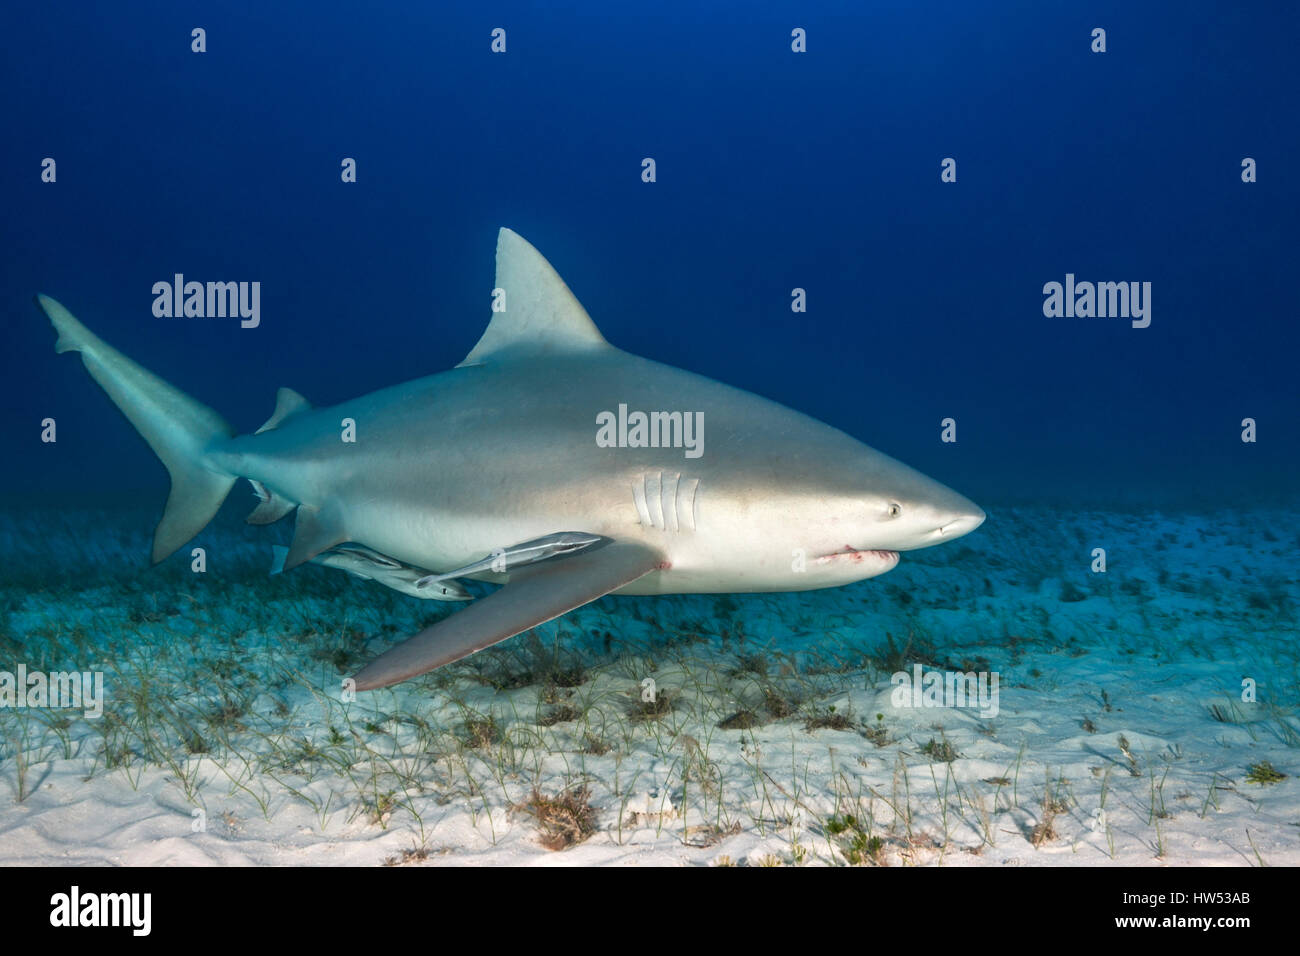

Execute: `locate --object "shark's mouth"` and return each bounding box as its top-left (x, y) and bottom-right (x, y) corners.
top-left (814, 547), bottom-right (900, 567)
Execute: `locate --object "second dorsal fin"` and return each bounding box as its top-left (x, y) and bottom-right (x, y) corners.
top-left (256, 387), bottom-right (312, 434)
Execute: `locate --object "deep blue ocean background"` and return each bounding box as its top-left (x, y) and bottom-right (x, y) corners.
top-left (3, 1), bottom-right (1297, 513)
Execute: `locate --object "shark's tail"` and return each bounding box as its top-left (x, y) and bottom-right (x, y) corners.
top-left (35, 294), bottom-right (238, 563)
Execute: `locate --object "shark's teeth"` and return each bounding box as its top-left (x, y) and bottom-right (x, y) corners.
top-left (814, 548), bottom-right (899, 568)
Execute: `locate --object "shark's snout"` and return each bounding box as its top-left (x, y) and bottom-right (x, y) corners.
top-left (938, 506), bottom-right (985, 538)
top-left (889, 487), bottom-right (985, 551)
top-left (931, 486), bottom-right (985, 538)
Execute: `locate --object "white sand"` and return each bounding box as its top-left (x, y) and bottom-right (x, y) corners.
top-left (0, 504), bottom-right (1296, 866)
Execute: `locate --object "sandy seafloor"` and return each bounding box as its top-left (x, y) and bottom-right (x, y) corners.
top-left (0, 502), bottom-right (1296, 867)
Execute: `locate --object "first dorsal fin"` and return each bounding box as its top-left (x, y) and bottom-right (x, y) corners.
top-left (456, 228), bottom-right (610, 368)
top-left (255, 387), bottom-right (311, 434)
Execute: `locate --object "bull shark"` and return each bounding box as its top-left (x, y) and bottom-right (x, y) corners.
top-left (35, 227), bottom-right (984, 690)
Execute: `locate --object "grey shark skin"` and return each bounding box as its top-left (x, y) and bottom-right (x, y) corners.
top-left (35, 227), bottom-right (984, 690)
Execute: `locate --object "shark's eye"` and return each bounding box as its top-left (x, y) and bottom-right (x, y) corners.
top-left (887, 502), bottom-right (902, 518)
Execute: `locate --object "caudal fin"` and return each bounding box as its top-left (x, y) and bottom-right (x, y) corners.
top-left (36, 294), bottom-right (237, 563)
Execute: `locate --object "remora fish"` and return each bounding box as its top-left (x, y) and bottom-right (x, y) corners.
top-left (414, 532), bottom-right (604, 589)
top-left (270, 544), bottom-right (472, 601)
top-left (35, 227), bottom-right (985, 690)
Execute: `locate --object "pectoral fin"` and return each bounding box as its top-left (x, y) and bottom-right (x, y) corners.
top-left (352, 541), bottom-right (665, 690)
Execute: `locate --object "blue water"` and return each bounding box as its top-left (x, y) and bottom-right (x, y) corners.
top-left (2, 1), bottom-right (1297, 511)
